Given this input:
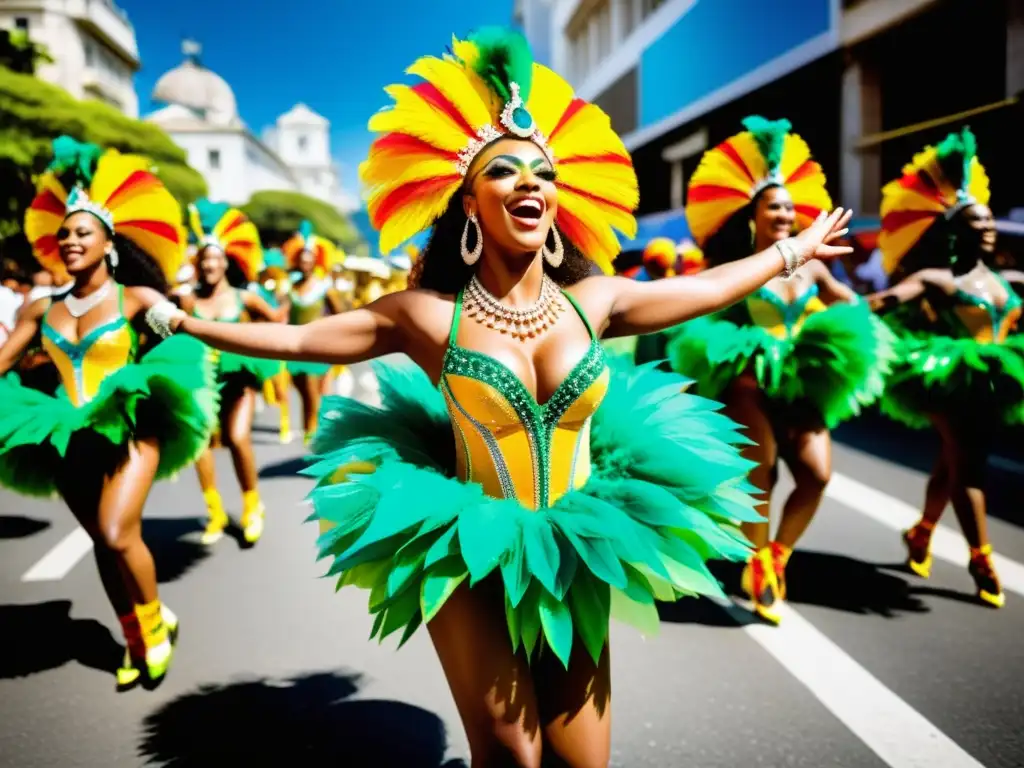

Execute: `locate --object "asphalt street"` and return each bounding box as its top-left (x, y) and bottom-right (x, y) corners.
top-left (2, 361), bottom-right (1024, 767)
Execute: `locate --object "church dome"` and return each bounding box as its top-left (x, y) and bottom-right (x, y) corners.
top-left (152, 41), bottom-right (238, 125)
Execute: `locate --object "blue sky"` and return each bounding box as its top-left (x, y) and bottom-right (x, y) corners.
top-left (121, 0), bottom-right (516, 209)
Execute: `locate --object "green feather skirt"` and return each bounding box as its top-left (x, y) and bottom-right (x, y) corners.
top-left (302, 358), bottom-right (761, 669)
top-left (0, 335), bottom-right (218, 498)
top-left (880, 327), bottom-right (1024, 429)
top-left (286, 360), bottom-right (333, 377)
top-left (214, 350), bottom-right (281, 388)
top-left (666, 302), bottom-right (897, 429)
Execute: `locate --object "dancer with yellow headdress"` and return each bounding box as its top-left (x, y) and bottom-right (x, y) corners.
top-left (142, 29), bottom-right (852, 763)
top-left (178, 200), bottom-right (284, 546)
top-left (0, 136), bottom-right (217, 689)
top-left (665, 117), bottom-right (896, 623)
top-left (280, 220), bottom-right (344, 442)
top-left (867, 128), bottom-right (1024, 608)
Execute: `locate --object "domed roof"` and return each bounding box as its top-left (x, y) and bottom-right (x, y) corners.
top-left (151, 41), bottom-right (238, 126)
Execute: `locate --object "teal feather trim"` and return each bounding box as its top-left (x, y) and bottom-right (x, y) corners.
top-left (935, 127), bottom-right (978, 194)
top-left (304, 358), bottom-right (759, 669)
top-left (467, 27), bottom-right (534, 103)
top-left (47, 135), bottom-right (103, 184)
top-left (193, 199), bottom-right (231, 237)
top-left (0, 335), bottom-right (218, 498)
top-left (881, 328), bottom-right (1024, 429)
top-left (286, 360), bottom-right (332, 377)
top-left (742, 116), bottom-right (791, 175)
top-left (667, 301), bottom-right (897, 429)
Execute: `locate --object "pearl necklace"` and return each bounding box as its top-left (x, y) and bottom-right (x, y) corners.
top-left (464, 274), bottom-right (563, 341)
top-left (65, 280), bottom-right (112, 318)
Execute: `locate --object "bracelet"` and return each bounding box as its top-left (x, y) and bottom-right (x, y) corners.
top-left (775, 239), bottom-right (804, 280)
top-left (145, 300), bottom-right (184, 339)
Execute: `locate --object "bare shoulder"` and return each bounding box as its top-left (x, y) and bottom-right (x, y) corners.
top-left (563, 275), bottom-right (626, 332)
top-left (17, 295), bottom-right (50, 322)
top-left (917, 268), bottom-right (954, 292)
top-left (123, 285), bottom-right (167, 317)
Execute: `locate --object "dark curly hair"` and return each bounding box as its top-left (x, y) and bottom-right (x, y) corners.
top-left (109, 232), bottom-right (170, 294)
top-left (413, 189), bottom-right (595, 294)
top-left (195, 244), bottom-right (248, 289)
top-left (701, 187), bottom-right (779, 267)
top-left (893, 206), bottom-right (994, 281)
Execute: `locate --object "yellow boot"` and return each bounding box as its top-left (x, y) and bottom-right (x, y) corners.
top-left (201, 488), bottom-right (228, 545)
top-left (136, 600), bottom-right (177, 684)
top-left (239, 490), bottom-right (265, 545)
top-left (741, 546), bottom-right (782, 624)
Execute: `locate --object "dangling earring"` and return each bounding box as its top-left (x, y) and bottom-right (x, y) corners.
top-left (107, 246), bottom-right (119, 269)
top-left (543, 225), bottom-right (564, 268)
top-left (461, 213), bottom-right (482, 266)
top-left (948, 233), bottom-right (958, 268)
top-left (749, 220), bottom-right (756, 251)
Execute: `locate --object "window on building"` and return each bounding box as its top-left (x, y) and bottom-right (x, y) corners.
top-left (298, 135), bottom-right (308, 152)
top-left (208, 149), bottom-right (221, 170)
top-left (85, 40), bottom-right (95, 67)
top-left (595, 2), bottom-right (612, 61)
top-left (15, 17), bottom-right (29, 31)
top-left (641, 0), bottom-right (665, 18)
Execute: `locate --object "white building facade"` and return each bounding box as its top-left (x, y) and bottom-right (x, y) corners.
top-left (0, 0), bottom-right (140, 116)
top-left (146, 42), bottom-right (356, 211)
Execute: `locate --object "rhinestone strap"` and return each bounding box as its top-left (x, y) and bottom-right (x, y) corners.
top-left (464, 274), bottom-right (564, 341)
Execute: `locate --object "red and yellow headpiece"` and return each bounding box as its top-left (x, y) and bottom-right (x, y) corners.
top-left (686, 116), bottom-right (830, 248)
top-left (281, 220), bottom-right (341, 272)
top-left (879, 127), bottom-right (990, 274)
top-left (25, 136), bottom-right (186, 283)
top-left (188, 199), bottom-right (263, 283)
top-left (360, 27), bottom-right (638, 274)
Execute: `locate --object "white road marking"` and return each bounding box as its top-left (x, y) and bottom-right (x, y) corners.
top-left (827, 472), bottom-right (1024, 597)
top-left (720, 597), bottom-right (987, 768)
top-left (21, 527), bottom-right (93, 582)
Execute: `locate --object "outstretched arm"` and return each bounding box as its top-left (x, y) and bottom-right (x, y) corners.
top-left (0, 298), bottom-right (47, 376)
top-left (157, 292), bottom-right (405, 365)
top-left (241, 290), bottom-right (287, 322)
top-left (865, 269), bottom-right (944, 312)
top-left (601, 208), bottom-right (853, 337)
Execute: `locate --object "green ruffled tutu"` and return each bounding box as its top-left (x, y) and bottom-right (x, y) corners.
top-left (0, 335), bottom-right (218, 498)
top-left (880, 325), bottom-right (1024, 429)
top-left (666, 302), bottom-right (897, 429)
top-left (215, 350), bottom-right (281, 388)
top-left (286, 360), bottom-right (333, 377)
top-left (302, 358), bottom-right (761, 668)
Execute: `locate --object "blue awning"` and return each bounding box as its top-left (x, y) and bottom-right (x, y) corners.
top-left (618, 209), bottom-right (691, 252)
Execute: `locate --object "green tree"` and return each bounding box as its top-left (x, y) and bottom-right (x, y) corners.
top-left (242, 190), bottom-right (362, 250)
top-left (0, 65), bottom-right (207, 264)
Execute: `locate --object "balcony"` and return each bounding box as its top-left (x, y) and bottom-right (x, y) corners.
top-left (66, 0), bottom-right (139, 67)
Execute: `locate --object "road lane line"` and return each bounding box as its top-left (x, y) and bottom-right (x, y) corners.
top-left (828, 472), bottom-right (1024, 597)
top-left (719, 598), bottom-right (987, 768)
top-left (21, 527), bottom-right (93, 582)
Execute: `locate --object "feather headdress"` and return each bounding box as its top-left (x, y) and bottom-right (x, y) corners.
top-left (188, 198), bottom-right (263, 283)
top-left (879, 127), bottom-right (990, 274)
top-left (685, 116), bottom-right (831, 248)
top-left (360, 27), bottom-right (638, 274)
top-left (24, 136), bottom-right (186, 282)
top-left (281, 220), bottom-right (341, 272)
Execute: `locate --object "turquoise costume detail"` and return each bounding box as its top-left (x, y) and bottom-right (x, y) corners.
top-left (305, 288), bottom-right (760, 668)
top-left (286, 280), bottom-right (332, 377)
top-left (0, 286), bottom-right (217, 497)
top-left (193, 288), bottom-right (280, 387)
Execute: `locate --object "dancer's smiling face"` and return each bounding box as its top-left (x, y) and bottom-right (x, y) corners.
top-left (959, 203), bottom-right (997, 255)
top-left (464, 138), bottom-right (558, 258)
top-left (752, 185), bottom-right (796, 250)
top-left (57, 211), bottom-right (112, 275)
top-left (297, 249), bottom-right (316, 278)
top-left (198, 245), bottom-right (228, 286)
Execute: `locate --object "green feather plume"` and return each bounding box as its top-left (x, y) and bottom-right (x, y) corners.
top-left (741, 116), bottom-right (792, 175)
top-left (47, 135), bottom-right (104, 187)
top-left (467, 27), bottom-right (534, 103)
top-left (934, 127), bottom-right (977, 194)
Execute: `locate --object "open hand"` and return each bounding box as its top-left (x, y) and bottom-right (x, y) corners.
top-left (793, 208), bottom-right (854, 261)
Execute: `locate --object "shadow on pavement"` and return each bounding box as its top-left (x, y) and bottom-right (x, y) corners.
top-left (258, 456), bottom-right (312, 479)
top-left (0, 515), bottom-right (50, 539)
top-left (0, 600), bottom-right (121, 679)
top-left (138, 670), bottom-right (468, 768)
top-left (142, 518), bottom-right (211, 584)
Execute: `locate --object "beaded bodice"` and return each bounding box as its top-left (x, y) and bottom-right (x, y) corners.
top-left (745, 284), bottom-right (826, 339)
top-left (289, 278), bottom-right (330, 325)
top-left (41, 284), bottom-right (137, 406)
top-left (944, 276), bottom-right (1022, 344)
top-left (441, 288), bottom-right (609, 511)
